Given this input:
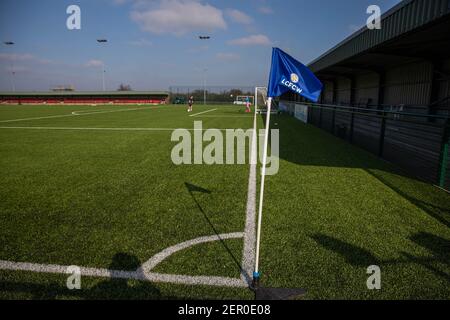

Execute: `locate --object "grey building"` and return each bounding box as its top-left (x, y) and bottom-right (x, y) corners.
top-left (282, 0), bottom-right (450, 189)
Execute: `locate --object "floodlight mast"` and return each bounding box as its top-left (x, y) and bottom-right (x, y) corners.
top-left (203, 68), bottom-right (208, 105)
top-left (198, 35), bottom-right (211, 105)
top-left (3, 41), bottom-right (15, 92)
top-left (97, 39), bottom-right (108, 91)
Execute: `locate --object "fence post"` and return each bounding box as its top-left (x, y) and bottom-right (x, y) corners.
top-left (378, 111), bottom-right (387, 157)
top-left (332, 106), bottom-right (336, 134)
top-left (438, 119), bottom-right (450, 188)
top-left (350, 109), bottom-right (355, 143)
top-left (319, 106), bottom-right (322, 128)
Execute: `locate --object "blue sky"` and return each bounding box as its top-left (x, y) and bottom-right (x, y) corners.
top-left (0, 0), bottom-right (401, 91)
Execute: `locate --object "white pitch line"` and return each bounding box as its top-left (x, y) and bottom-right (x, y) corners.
top-left (0, 126), bottom-right (232, 132)
top-left (71, 109), bottom-right (116, 115)
top-left (0, 113), bottom-right (75, 123)
top-left (0, 232), bottom-right (248, 288)
top-left (189, 109), bottom-right (217, 117)
top-left (71, 106), bottom-right (162, 116)
top-left (0, 106), bottom-right (163, 123)
top-left (194, 115), bottom-right (253, 118)
top-left (0, 260), bottom-right (246, 288)
top-left (142, 273), bottom-right (245, 287)
top-left (240, 109), bottom-right (258, 285)
top-left (140, 232), bottom-right (244, 273)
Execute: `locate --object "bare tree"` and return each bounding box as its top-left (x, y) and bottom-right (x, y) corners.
top-left (118, 83), bottom-right (132, 91)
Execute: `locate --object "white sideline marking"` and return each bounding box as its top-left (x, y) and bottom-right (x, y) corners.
top-left (0, 260), bottom-right (246, 288)
top-left (189, 109), bottom-right (217, 117)
top-left (0, 126), bottom-right (232, 132)
top-left (0, 106), bottom-right (163, 123)
top-left (71, 108), bottom-right (126, 115)
top-left (71, 106), bottom-right (160, 116)
top-left (241, 109), bottom-right (258, 284)
top-left (0, 232), bottom-right (247, 288)
top-left (194, 115), bottom-right (253, 118)
top-left (0, 113), bottom-right (75, 123)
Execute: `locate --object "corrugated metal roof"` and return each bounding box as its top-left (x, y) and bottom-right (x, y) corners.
top-left (0, 91), bottom-right (169, 96)
top-left (309, 0), bottom-right (450, 72)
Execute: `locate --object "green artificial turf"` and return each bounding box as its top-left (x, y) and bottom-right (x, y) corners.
top-left (0, 104), bottom-right (449, 300)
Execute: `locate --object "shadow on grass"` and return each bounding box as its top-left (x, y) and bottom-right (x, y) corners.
top-left (366, 169), bottom-right (450, 228)
top-left (311, 233), bottom-right (450, 282)
top-left (265, 114), bottom-right (450, 225)
top-left (184, 182), bottom-right (244, 278)
top-left (264, 113), bottom-right (388, 169)
top-left (310, 234), bottom-right (379, 267)
top-left (402, 232), bottom-right (450, 282)
top-left (87, 253), bottom-right (162, 299)
top-left (0, 253), bottom-right (185, 300)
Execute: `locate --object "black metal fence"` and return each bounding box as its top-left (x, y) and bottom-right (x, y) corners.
top-left (282, 101), bottom-right (450, 190)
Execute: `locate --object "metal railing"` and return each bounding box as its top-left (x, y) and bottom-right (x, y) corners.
top-left (281, 101), bottom-right (450, 190)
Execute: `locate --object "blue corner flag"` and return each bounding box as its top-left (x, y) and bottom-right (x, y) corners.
top-left (268, 48), bottom-right (323, 102)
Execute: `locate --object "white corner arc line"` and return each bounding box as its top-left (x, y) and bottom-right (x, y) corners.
top-left (189, 109), bottom-right (217, 117)
top-left (140, 232), bottom-right (244, 273)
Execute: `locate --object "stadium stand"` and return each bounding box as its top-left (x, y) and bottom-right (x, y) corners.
top-left (0, 91), bottom-right (170, 105)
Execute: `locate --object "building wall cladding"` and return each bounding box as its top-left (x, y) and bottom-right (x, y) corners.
top-left (354, 72), bottom-right (380, 106)
top-left (322, 81), bottom-right (334, 104)
top-left (437, 58), bottom-right (450, 106)
top-left (384, 60), bottom-right (433, 107)
top-left (335, 77), bottom-right (352, 105)
top-left (320, 58), bottom-right (450, 112)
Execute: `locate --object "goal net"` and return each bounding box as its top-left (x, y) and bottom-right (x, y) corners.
top-left (233, 95), bottom-right (254, 105)
top-left (255, 87), bottom-right (279, 114)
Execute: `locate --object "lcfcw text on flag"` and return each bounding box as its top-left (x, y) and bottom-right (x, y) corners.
top-left (267, 48), bottom-right (323, 102)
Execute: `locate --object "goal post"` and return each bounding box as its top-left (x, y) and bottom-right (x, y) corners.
top-left (255, 87), bottom-right (279, 115)
top-left (255, 87), bottom-right (267, 114)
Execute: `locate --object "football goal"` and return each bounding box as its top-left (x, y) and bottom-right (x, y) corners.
top-left (255, 87), bottom-right (279, 114)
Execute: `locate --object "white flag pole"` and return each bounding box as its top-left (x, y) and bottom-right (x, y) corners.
top-left (253, 96), bottom-right (273, 287)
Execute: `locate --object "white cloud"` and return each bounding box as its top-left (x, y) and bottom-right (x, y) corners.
top-left (228, 34), bottom-right (272, 46)
top-left (216, 52), bottom-right (240, 61)
top-left (129, 38), bottom-right (153, 46)
top-left (187, 45), bottom-right (209, 53)
top-left (130, 0), bottom-right (227, 36)
top-left (0, 53), bottom-right (56, 65)
top-left (85, 59), bottom-right (104, 67)
top-left (226, 9), bottom-right (253, 25)
top-left (258, 6), bottom-right (273, 15)
top-left (0, 53), bottom-right (34, 61)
